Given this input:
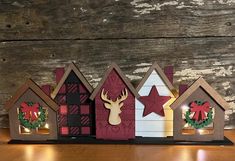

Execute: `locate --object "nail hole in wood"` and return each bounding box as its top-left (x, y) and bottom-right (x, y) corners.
top-left (25, 21), bottom-right (30, 25)
top-left (225, 22), bottom-right (232, 26)
top-left (51, 53), bottom-right (55, 57)
top-left (6, 24), bottom-right (11, 28)
top-left (1, 58), bottom-right (6, 62)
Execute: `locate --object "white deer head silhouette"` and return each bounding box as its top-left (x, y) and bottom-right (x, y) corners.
top-left (101, 88), bottom-right (128, 125)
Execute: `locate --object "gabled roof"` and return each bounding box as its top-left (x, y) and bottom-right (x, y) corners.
top-left (170, 77), bottom-right (229, 111)
top-left (5, 79), bottom-right (59, 111)
top-left (90, 63), bottom-right (140, 100)
top-left (51, 63), bottom-right (93, 99)
top-left (136, 62), bottom-right (177, 97)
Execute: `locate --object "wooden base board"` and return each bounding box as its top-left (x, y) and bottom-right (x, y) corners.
top-left (8, 136), bottom-right (233, 145)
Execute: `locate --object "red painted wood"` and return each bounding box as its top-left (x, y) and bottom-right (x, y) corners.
top-left (59, 105), bottom-right (68, 115)
top-left (58, 84), bottom-right (66, 94)
top-left (80, 105), bottom-right (90, 114)
top-left (60, 127), bottom-right (69, 135)
top-left (79, 84), bottom-right (88, 93)
top-left (55, 67), bottom-right (65, 84)
top-left (95, 69), bottom-right (135, 140)
top-left (179, 84), bottom-right (188, 96)
top-left (139, 86), bottom-right (171, 117)
top-left (164, 66), bottom-right (174, 84)
top-left (81, 127), bottom-right (90, 135)
top-left (41, 85), bottom-right (51, 96)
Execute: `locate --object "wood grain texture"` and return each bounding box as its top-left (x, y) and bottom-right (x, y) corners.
top-left (0, 37), bottom-right (234, 128)
top-left (0, 0), bottom-right (235, 40)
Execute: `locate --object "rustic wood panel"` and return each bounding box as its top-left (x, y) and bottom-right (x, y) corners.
top-left (0, 38), bottom-right (234, 128)
top-left (0, 0), bottom-right (235, 40)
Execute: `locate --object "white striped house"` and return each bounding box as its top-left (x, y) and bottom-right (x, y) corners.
top-left (135, 62), bottom-right (177, 137)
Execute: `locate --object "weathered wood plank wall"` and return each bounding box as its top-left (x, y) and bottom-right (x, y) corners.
top-left (0, 0), bottom-right (234, 128)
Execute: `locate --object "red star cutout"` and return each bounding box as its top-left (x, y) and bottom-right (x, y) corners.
top-left (139, 86), bottom-right (171, 117)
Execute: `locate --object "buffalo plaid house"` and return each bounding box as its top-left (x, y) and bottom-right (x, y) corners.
top-left (51, 63), bottom-right (94, 139)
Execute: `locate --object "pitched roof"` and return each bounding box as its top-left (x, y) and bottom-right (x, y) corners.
top-left (51, 63), bottom-right (93, 99)
top-left (5, 79), bottom-right (59, 111)
top-left (170, 77), bottom-right (230, 110)
top-left (136, 62), bottom-right (177, 97)
top-left (90, 63), bottom-right (140, 100)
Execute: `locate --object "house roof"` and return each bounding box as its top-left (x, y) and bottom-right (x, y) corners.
top-left (89, 63), bottom-right (140, 100)
top-left (51, 62), bottom-right (93, 99)
top-left (136, 62), bottom-right (177, 97)
top-left (170, 77), bottom-right (230, 111)
top-left (5, 79), bottom-right (59, 111)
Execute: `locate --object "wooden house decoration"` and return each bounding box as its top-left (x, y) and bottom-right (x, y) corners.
top-left (5, 79), bottom-right (59, 141)
top-left (136, 62), bottom-right (177, 137)
top-left (170, 77), bottom-right (230, 141)
top-left (51, 63), bottom-right (94, 139)
top-left (90, 63), bottom-right (140, 140)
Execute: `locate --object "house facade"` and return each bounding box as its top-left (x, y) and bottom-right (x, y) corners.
top-left (170, 77), bottom-right (230, 141)
top-left (135, 62), bottom-right (177, 137)
top-left (90, 63), bottom-right (139, 140)
top-left (5, 79), bottom-right (59, 141)
top-left (51, 63), bottom-right (95, 139)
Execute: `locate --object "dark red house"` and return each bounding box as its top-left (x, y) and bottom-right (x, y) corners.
top-left (51, 63), bottom-right (94, 139)
top-left (90, 63), bottom-right (139, 140)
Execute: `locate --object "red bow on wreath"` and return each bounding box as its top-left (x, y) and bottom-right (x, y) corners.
top-left (21, 102), bottom-right (39, 121)
top-left (190, 101), bottom-right (210, 122)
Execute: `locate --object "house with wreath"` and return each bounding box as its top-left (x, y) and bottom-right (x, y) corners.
top-left (170, 77), bottom-right (230, 141)
top-left (51, 63), bottom-right (95, 139)
top-left (135, 62), bottom-right (177, 137)
top-left (5, 79), bottom-right (59, 141)
top-left (89, 63), bottom-right (140, 140)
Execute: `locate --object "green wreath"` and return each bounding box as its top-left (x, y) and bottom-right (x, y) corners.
top-left (185, 108), bottom-right (213, 129)
top-left (18, 102), bottom-right (46, 129)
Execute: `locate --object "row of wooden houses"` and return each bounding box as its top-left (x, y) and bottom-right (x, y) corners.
top-left (5, 62), bottom-right (229, 142)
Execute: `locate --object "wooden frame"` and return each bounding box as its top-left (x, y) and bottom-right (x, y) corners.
top-left (170, 77), bottom-right (229, 141)
top-left (5, 79), bottom-right (59, 141)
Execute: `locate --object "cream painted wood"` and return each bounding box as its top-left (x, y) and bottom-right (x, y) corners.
top-left (135, 70), bottom-right (174, 137)
top-left (136, 131), bottom-right (173, 137)
top-left (136, 120), bottom-right (173, 131)
top-left (135, 108), bottom-right (173, 121)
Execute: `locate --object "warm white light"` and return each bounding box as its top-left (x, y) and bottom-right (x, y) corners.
top-left (24, 128), bottom-right (31, 133)
top-left (181, 105), bottom-right (189, 110)
top-left (197, 149), bottom-right (207, 161)
top-left (44, 123), bottom-right (49, 129)
top-left (198, 129), bottom-right (204, 134)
